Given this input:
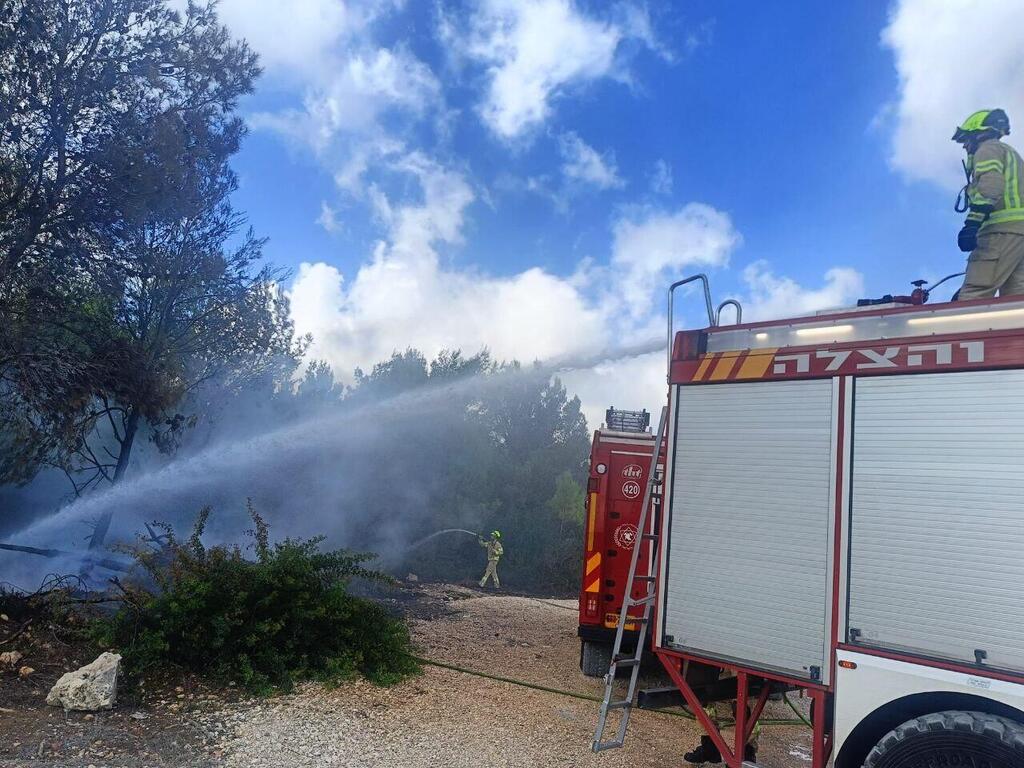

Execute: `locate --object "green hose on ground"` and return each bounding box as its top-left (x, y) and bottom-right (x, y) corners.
top-left (526, 597), bottom-right (577, 611)
top-left (411, 655), bottom-right (808, 728)
top-left (783, 692), bottom-right (813, 728)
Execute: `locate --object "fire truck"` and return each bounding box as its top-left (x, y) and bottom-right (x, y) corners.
top-left (594, 274), bottom-right (1024, 768)
top-left (578, 407), bottom-right (662, 677)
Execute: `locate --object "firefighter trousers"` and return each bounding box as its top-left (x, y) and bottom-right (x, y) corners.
top-left (702, 701), bottom-right (761, 749)
top-left (959, 232), bottom-right (1024, 300)
top-left (480, 559), bottom-right (500, 588)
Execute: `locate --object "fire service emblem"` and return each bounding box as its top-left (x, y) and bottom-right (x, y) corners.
top-left (622, 464), bottom-right (643, 479)
top-left (614, 524), bottom-right (639, 550)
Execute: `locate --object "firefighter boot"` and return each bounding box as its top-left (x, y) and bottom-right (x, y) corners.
top-left (684, 736), bottom-right (721, 764)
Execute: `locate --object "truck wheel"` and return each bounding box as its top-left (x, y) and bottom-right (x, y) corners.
top-left (580, 640), bottom-right (612, 678)
top-left (864, 711), bottom-right (1024, 768)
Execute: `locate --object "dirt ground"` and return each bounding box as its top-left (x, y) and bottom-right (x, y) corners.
top-left (1, 582), bottom-right (814, 767)
top-left (0, 592), bottom-right (224, 767)
top-left (202, 583), bottom-right (814, 768)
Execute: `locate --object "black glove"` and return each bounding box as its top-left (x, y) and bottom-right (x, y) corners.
top-left (957, 221), bottom-right (980, 252)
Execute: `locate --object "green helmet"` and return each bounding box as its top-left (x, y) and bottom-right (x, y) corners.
top-left (952, 109), bottom-right (1010, 142)
top-left (491, 530), bottom-right (501, 539)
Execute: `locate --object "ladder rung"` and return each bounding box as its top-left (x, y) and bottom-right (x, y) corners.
top-left (593, 740), bottom-right (624, 752)
top-left (642, 533), bottom-right (658, 541)
top-left (607, 700), bottom-right (632, 710)
top-left (628, 594), bottom-right (655, 607)
top-left (612, 655), bottom-right (640, 667)
top-left (635, 575), bottom-right (655, 582)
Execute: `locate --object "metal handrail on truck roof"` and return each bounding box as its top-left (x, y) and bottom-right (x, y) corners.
top-left (667, 273), bottom-right (744, 380)
top-left (667, 274), bottom-right (714, 378)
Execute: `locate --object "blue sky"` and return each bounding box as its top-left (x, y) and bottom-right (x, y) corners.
top-left (207, 0), bottom-right (1024, 424)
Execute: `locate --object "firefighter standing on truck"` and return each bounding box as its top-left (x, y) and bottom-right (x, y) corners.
top-left (953, 109), bottom-right (1024, 300)
top-left (478, 530), bottom-right (503, 589)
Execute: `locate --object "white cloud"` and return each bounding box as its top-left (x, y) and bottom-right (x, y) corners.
top-left (224, 1), bottom-right (441, 197)
top-left (610, 204), bottom-right (741, 315)
top-left (615, 3), bottom-right (675, 64)
top-left (317, 201), bottom-right (341, 233)
top-left (881, 0), bottom-right (1024, 188)
top-left (495, 133), bottom-right (625, 211)
top-left (289, 153), bottom-right (605, 376)
top-left (559, 132), bottom-right (625, 190)
top-left (250, 47), bottom-right (440, 155)
top-left (214, 0), bottom-right (365, 79)
top-left (387, 153), bottom-right (475, 250)
top-left (739, 261), bottom-right (865, 321)
top-left (561, 351), bottom-right (666, 430)
top-left (456, 0), bottom-right (661, 139)
top-left (649, 159), bottom-right (673, 194)
top-left (287, 166), bottom-right (747, 427)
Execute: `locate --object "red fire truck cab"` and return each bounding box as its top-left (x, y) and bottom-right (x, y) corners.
top-left (578, 407), bottom-right (662, 677)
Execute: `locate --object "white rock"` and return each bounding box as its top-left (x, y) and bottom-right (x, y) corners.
top-left (46, 652), bottom-right (122, 711)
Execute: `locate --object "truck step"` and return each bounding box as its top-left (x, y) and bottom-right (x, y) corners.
top-left (637, 686), bottom-right (684, 710)
top-left (612, 654), bottom-right (641, 667)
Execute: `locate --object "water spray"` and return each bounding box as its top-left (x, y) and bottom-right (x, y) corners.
top-left (2, 337), bottom-right (667, 582)
top-left (403, 528), bottom-right (480, 553)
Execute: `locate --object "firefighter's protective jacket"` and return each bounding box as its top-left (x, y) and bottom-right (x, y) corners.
top-left (966, 138), bottom-right (1024, 234)
top-left (481, 538), bottom-right (503, 561)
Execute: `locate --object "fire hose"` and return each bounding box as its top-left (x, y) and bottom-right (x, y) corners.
top-left (403, 529), bottom-right (480, 553)
top-left (409, 654), bottom-right (809, 728)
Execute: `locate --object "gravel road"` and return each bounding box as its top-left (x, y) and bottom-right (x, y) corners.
top-left (198, 583), bottom-right (815, 768)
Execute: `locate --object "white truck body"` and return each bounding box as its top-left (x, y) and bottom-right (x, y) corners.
top-left (652, 296), bottom-right (1024, 768)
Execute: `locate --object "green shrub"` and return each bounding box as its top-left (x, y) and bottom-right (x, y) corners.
top-left (96, 503), bottom-right (420, 694)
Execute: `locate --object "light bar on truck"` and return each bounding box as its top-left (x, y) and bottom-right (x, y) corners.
top-left (794, 324), bottom-right (854, 338)
top-left (705, 299), bottom-right (1024, 353)
top-left (905, 307), bottom-right (1024, 325)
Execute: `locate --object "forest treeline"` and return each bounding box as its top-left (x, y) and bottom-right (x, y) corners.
top-left (0, 1), bottom-right (591, 593)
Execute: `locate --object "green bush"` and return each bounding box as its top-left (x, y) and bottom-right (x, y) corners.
top-left (96, 503), bottom-right (420, 694)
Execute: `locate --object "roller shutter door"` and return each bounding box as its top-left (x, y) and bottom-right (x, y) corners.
top-left (662, 379), bottom-right (835, 680)
top-left (848, 370), bottom-right (1024, 672)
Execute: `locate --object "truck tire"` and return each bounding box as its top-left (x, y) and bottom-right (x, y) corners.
top-left (580, 640), bottom-right (612, 678)
top-left (864, 711), bottom-right (1024, 768)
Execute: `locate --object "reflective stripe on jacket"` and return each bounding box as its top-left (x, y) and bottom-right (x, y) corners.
top-left (966, 138), bottom-right (1024, 234)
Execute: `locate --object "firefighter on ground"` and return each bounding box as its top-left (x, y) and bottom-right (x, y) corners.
top-left (683, 672), bottom-right (760, 764)
top-left (478, 530), bottom-right (503, 588)
top-left (952, 109), bottom-right (1024, 300)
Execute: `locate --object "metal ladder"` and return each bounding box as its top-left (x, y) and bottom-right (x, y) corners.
top-left (592, 405), bottom-right (668, 752)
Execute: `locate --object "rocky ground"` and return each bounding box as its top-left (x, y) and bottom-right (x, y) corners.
top-left (0, 588), bottom-right (224, 767)
top-left (1, 582), bottom-right (814, 767)
top-left (200, 583), bottom-right (814, 768)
